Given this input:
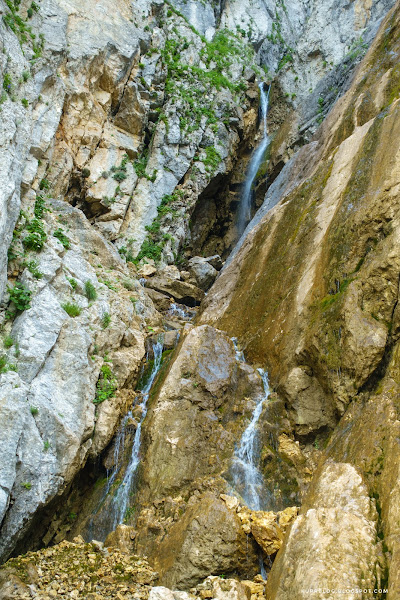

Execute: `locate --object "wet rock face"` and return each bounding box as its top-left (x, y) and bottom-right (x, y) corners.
top-left (139, 325), bottom-right (262, 499)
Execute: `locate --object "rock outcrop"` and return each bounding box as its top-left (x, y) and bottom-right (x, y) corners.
top-left (1, 0), bottom-right (400, 597)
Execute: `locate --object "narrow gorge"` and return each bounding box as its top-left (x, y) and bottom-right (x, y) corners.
top-left (0, 0), bottom-right (399, 599)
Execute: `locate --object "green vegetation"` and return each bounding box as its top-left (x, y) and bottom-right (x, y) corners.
top-left (21, 482), bottom-right (32, 490)
top-left (21, 98), bottom-right (28, 108)
top-left (94, 361), bottom-right (117, 404)
top-left (68, 277), bottom-right (78, 290)
top-left (43, 440), bottom-right (50, 451)
top-left (202, 146), bottom-right (221, 174)
top-left (34, 195), bottom-right (48, 218)
top-left (101, 312), bottom-right (111, 329)
top-left (3, 0), bottom-right (44, 58)
top-left (53, 228), bottom-right (70, 249)
top-left (0, 355), bottom-right (17, 374)
top-left (266, 8), bottom-right (294, 71)
top-left (3, 335), bottom-right (14, 349)
top-left (23, 218), bottom-right (47, 251)
top-left (7, 282), bottom-right (31, 312)
top-left (61, 302), bottom-right (82, 317)
top-left (23, 259), bottom-right (43, 279)
top-left (134, 191), bottom-right (184, 263)
top-left (30, 406), bottom-right (38, 416)
top-left (84, 280), bottom-right (97, 301)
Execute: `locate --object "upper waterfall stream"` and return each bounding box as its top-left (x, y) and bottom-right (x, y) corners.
top-left (237, 82), bottom-right (270, 235)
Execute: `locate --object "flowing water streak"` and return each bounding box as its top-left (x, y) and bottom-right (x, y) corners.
top-left (232, 369), bottom-right (270, 511)
top-left (168, 303), bottom-right (189, 319)
top-left (237, 83), bottom-right (270, 235)
top-left (108, 338), bottom-right (164, 528)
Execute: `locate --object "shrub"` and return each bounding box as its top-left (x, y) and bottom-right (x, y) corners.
top-left (53, 228), bottom-right (70, 249)
top-left (62, 302), bottom-right (81, 317)
top-left (23, 218), bottom-right (47, 251)
top-left (94, 362), bottom-right (117, 404)
top-left (39, 178), bottom-right (49, 190)
top-left (68, 277), bottom-right (78, 290)
top-left (21, 98), bottom-right (28, 108)
top-left (7, 282), bottom-right (31, 312)
top-left (34, 195), bottom-right (47, 218)
top-left (84, 280), bottom-right (97, 301)
top-left (30, 406), bottom-right (38, 416)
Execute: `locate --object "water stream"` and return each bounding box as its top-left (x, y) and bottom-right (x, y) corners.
top-left (86, 337), bottom-right (164, 540)
top-left (231, 369), bottom-right (270, 511)
top-left (237, 82), bottom-right (271, 235)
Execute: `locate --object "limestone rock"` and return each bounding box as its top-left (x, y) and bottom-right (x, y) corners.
top-left (266, 462), bottom-right (378, 599)
top-left (140, 264), bottom-right (158, 277)
top-left (146, 276), bottom-right (204, 307)
top-left (153, 494), bottom-right (258, 590)
top-left (197, 576), bottom-right (251, 600)
top-left (187, 257), bottom-right (218, 291)
top-left (104, 524), bottom-right (136, 553)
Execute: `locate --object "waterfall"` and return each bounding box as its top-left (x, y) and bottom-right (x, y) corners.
top-left (108, 338), bottom-right (164, 528)
top-left (237, 82), bottom-right (270, 235)
top-left (231, 369), bottom-right (270, 511)
top-left (86, 337), bottom-right (164, 540)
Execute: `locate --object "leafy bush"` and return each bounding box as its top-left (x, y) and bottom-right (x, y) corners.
top-left (53, 228), bottom-right (70, 249)
top-left (94, 362), bottom-right (117, 404)
top-left (62, 302), bottom-right (82, 317)
top-left (34, 195), bottom-right (47, 218)
top-left (23, 218), bottom-right (47, 251)
top-left (7, 282), bottom-right (31, 312)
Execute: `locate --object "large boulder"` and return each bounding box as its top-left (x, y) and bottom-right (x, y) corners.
top-left (187, 257), bottom-right (218, 291)
top-left (266, 462), bottom-right (379, 600)
top-left (153, 494), bottom-right (259, 590)
top-left (145, 276), bottom-right (204, 307)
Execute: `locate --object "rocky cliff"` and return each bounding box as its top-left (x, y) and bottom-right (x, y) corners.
top-left (1, 0), bottom-right (399, 599)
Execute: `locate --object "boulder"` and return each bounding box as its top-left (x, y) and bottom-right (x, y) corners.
top-left (140, 264), bottom-right (158, 277)
top-left (145, 287), bottom-right (174, 311)
top-left (197, 576), bottom-right (251, 600)
top-left (266, 462), bottom-right (379, 599)
top-left (187, 257), bottom-right (218, 291)
top-left (146, 276), bottom-right (204, 307)
top-left (153, 494), bottom-right (259, 590)
top-left (104, 524), bottom-right (136, 553)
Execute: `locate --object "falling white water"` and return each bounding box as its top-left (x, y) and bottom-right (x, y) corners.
top-left (237, 83), bottom-right (271, 235)
top-left (108, 338), bottom-right (164, 527)
top-left (231, 369), bottom-right (270, 511)
top-left (168, 303), bottom-right (189, 319)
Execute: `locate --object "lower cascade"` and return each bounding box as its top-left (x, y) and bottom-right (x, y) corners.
top-left (231, 369), bottom-right (270, 511)
top-left (86, 338), bottom-right (164, 541)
